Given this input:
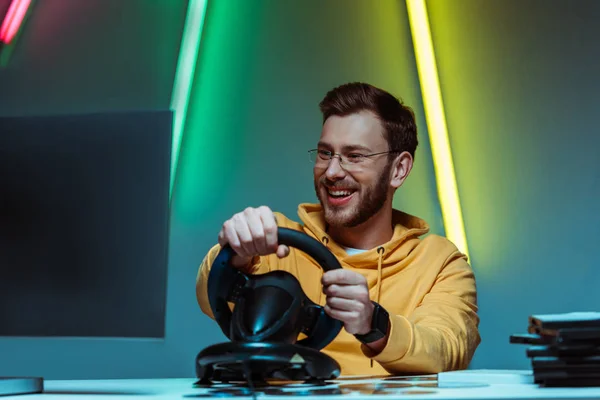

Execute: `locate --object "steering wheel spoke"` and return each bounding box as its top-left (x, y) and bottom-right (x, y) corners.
top-left (226, 270), bottom-right (250, 303)
top-left (300, 303), bottom-right (321, 336)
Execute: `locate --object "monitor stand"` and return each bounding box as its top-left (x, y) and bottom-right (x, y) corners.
top-left (0, 377), bottom-right (44, 396)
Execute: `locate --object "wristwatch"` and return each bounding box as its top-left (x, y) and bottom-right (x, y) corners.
top-left (354, 301), bottom-right (390, 344)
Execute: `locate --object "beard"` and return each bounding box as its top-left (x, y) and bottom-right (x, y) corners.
top-left (314, 163), bottom-right (392, 228)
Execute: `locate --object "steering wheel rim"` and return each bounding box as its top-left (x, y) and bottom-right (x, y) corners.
top-left (207, 227), bottom-right (343, 350)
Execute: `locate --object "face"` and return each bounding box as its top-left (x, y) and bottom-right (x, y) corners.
top-left (313, 111), bottom-right (396, 228)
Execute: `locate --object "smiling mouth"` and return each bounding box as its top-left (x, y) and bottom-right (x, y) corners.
top-left (327, 189), bottom-right (356, 198)
top-left (324, 187), bottom-right (357, 207)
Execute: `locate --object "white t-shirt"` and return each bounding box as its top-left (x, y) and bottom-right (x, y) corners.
top-left (343, 247), bottom-right (368, 256)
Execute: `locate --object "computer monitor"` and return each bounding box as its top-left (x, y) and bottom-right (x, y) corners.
top-left (0, 110), bottom-right (172, 340)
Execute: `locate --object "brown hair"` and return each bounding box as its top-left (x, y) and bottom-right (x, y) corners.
top-left (319, 82), bottom-right (418, 159)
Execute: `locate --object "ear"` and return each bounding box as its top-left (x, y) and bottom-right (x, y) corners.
top-left (390, 151), bottom-right (413, 189)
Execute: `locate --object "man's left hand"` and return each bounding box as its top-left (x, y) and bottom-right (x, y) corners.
top-left (321, 269), bottom-right (373, 335)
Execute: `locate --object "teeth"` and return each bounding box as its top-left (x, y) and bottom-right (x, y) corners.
top-left (328, 190), bottom-right (353, 196)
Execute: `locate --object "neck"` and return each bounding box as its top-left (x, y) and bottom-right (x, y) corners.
top-left (328, 204), bottom-right (394, 250)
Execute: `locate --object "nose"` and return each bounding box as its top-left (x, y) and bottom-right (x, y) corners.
top-left (324, 156), bottom-right (346, 180)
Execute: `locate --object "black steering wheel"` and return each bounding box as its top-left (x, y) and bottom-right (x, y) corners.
top-left (207, 227), bottom-right (343, 350)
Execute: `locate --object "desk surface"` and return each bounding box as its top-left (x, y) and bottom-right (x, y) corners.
top-left (4, 370), bottom-right (600, 399)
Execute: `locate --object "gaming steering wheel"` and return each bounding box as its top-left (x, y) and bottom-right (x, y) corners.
top-left (208, 227), bottom-right (343, 350)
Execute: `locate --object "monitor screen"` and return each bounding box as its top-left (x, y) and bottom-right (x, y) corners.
top-left (0, 110), bottom-right (172, 338)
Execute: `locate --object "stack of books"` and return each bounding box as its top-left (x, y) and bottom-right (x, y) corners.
top-left (510, 312), bottom-right (600, 387)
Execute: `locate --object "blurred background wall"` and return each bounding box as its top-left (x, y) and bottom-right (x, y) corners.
top-left (0, 0), bottom-right (598, 379)
top-left (427, 0), bottom-right (600, 369)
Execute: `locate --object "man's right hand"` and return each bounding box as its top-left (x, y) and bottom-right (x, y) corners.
top-left (217, 206), bottom-right (290, 271)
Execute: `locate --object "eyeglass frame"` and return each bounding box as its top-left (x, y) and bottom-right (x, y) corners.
top-left (307, 148), bottom-right (401, 170)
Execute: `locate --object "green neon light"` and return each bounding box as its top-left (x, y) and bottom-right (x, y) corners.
top-left (169, 0), bottom-right (208, 199)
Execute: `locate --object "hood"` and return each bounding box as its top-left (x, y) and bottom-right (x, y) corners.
top-left (297, 203), bottom-right (430, 270)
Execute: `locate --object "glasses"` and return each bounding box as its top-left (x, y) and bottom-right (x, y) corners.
top-left (308, 149), bottom-right (398, 171)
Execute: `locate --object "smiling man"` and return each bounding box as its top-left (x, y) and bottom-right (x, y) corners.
top-left (196, 82), bottom-right (481, 376)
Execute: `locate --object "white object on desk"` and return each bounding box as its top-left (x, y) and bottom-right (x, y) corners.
top-left (438, 369), bottom-right (535, 384)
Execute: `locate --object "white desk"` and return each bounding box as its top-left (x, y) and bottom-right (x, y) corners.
top-left (4, 370), bottom-right (600, 399)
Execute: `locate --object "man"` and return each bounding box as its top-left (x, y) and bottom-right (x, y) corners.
top-left (196, 82), bottom-right (480, 376)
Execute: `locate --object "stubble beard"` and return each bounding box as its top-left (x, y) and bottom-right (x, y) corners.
top-left (314, 163), bottom-right (392, 228)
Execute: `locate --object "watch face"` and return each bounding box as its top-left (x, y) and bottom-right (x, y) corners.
top-left (377, 305), bottom-right (390, 333)
top-left (355, 303), bottom-right (389, 344)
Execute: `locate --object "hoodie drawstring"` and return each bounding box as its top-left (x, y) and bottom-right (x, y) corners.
top-left (320, 237), bottom-right (329, 306)
top-left (370, 246), bottom-right (385, 369)
top-left (376, 246), bottom-right (384, 304)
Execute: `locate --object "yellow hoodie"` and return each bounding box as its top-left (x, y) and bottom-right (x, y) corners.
top-left (196, 203), bottom-right (480, 376)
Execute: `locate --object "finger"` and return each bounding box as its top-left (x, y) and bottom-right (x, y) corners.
top-left (259, 206), bottom-right (278, 253)
top-left (233, 214), bottom-right (258, 257)
top-left (326, 296), bottom-right (360, 312)
top-left (221, 219), bottom-right (241, 252)
top-left (276, 245), bottom-right (290, 258)
top-left (323, 305), bottom-right (361, 326)
top-left (324, 306), bottom-right (367, 335)
top-left (324, 284), bottom-right (371, 303)
top-left (218, 228), bottom-right (227, 247)
top-left (322, 269), bottom-right (367, 286)
top-left (244, 208), bottom-right (268, 255)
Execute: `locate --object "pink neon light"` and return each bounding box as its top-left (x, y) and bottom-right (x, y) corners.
top-left (0, 0), bottom-right (31, 44)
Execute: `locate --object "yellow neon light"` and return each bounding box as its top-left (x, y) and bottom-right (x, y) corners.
top-left (406, 0), bottom-right (469, 259)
